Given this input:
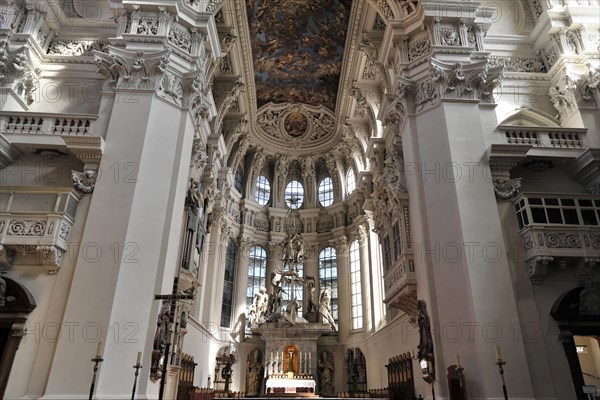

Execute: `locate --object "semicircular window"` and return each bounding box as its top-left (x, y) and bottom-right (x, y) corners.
top-left (255, 175), bottom-right (271, 206)
top-left (318, 177), bottom-right (334, 207)
top-left (285, 180), bottom-right (304, 209)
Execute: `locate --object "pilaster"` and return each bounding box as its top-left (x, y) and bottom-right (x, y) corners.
top-left (43, 9), bottom-right (219, 396)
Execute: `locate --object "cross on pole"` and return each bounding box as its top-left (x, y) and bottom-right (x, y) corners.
top-left (154, 277), bottom-right (194, 400)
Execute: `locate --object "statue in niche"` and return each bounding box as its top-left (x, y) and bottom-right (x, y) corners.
top-left (246, 349), bottom-right (263, 396)
top-left (580, 281), bottom-right (600, 316)
top-left (318, 286), bottom-right (337, 331)
top-left (318, 350), bottom-right (334, 395)
top-left (417, 300), bottom-right (433, 361)
top-left (356, 350), bottom-right (367, 383)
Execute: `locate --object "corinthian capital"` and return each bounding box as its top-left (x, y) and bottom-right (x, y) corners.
top-left (93, 47), bottom-right (170, 90)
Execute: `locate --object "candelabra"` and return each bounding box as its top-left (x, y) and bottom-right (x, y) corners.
top-left (88, 355), bottom-right (103, 400)
top-left (131, 361), bottom-right (142, 400)
top-left (495, 359), bottom-right (509, 400)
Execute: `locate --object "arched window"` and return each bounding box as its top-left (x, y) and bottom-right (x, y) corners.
top-left (318, 177), bottom-right (334, 207)
top-left (246, 246), bottom-right (267, 310)
top-left (319, 246), bottom-right (338, 323)
top-left (234, 167), bottom-right (243, 193)
top-left (347, 168), bottom-right (356, 195)
top-left (220, 239), bottom-right (237, 327)
top-left (349, 240), bottom-right (363, 330)
top-left (285, 180), bottom-right (304, 209)
top-left (255, 175), bottom-right (271, 206)
top-left (281, 262), bottom-right (303, 316)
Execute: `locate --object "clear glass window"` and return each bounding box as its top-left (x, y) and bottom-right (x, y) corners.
top-left (285, 180), bottom-right (304, 209)
top-left (246, 246), bottom-right (267, 311)
top-left (220, 239), bottom-right (237, 327)
top-left (347, 168), bottom-right (356, 195)
top-left (319, 246), bottom-right (338, 323)
top-left (349, 241), bottom-right (363, 330)
top-left (255, 175), bottom-right (271, 206)
top-left (318, 177), bottom-right (334, 207)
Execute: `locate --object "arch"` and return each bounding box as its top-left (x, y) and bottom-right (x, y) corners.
top-left (498, 107), bottom-right (562, 128)
top-left (0, 276), bottom-right (36, 398)
top-left (550, 283), bottom-right (600, 400)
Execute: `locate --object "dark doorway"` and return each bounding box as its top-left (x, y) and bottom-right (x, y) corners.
top-left (551, 283), bottom-right (600, 400)
top-left (0, 276), bottom-right (36, 399)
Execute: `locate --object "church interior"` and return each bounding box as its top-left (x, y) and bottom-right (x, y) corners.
top-left (0, 0), bottom-right (599, 399)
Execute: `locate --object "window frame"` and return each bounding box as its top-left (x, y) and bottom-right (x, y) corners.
top-left (246, 246), bottom-right (267, 311)
top-left (349, 240), bottom-right (363, 331)
top-left (284, 180), bottom-right (305, 209)
top-left (318, 246), bottom-right (338, 323)
top-left (346, 168), bottom-right (356, 196)
top-left (318, 177), bottom-right (334, 207)
top-left (255, 175), bottom-right (271, 206)
top-left (220, 239), bottom-right (237, 327)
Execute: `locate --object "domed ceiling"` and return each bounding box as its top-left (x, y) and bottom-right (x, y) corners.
top-left (246, 0), bottom-right (353, 112)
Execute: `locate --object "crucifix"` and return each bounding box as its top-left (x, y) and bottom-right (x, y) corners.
top-left (288, 349), bottom-right (294, 373)
top-left (154, 277), bottom-right (195, 400)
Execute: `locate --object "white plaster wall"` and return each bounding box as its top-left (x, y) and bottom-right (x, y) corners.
top-left (27, 79), bottom-right (103, 115)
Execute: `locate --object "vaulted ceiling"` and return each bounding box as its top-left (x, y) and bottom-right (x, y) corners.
top-left (216, 0), bottom-right (391, 165)
top-left (247, 0), bottom-right (353, 111)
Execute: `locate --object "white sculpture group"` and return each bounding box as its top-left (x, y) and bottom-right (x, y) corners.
top-left (247, 224), bottom-right (337, 331)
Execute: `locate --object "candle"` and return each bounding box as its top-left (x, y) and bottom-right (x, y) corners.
top-left (136, 351), bottom-right (142, 365)
top-left (96, 341), bottom-right (103, 357)
top-left (495, 344), bottom-right (502, 362)
top-left (456, 354), bottom-right (461, 368)
top-left (271, 351), bottom-right (273, 363)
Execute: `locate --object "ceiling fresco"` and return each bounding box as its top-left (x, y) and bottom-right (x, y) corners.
top-left (246, 0), bottom-right (353, 111)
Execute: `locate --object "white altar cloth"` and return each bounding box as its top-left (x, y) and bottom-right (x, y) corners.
top-left (266, 378), bottom-right (316, 391)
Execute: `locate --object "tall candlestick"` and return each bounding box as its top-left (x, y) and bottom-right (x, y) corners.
top-left (96, 341), bottom-right (103, 357)
top-left (131, 355), bottom-right (143, 400)
top-left (495, 344), bottom-right (502, 362)
top-left (456, 354), bottom-right (461, 368)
